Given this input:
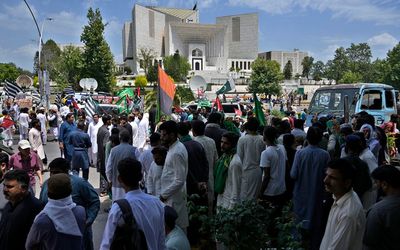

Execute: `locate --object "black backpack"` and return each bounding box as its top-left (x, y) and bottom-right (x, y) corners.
top-left (110, 199), bottom-right (148, 250)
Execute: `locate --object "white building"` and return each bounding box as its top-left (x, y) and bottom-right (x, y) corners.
top-left (122, 4), bottom-right (258, 82)
top-left (258, 49), bottom-right (308, 76)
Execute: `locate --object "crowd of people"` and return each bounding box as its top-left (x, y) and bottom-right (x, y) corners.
top-left (0, 97), bottom-right (399, 250)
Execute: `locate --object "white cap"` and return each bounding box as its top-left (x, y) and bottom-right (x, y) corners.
top-left (18, 140), bottom-right (31, 149)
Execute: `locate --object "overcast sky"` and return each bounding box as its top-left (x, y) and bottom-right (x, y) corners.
top-left (1, 0), bottom-right (399, 71)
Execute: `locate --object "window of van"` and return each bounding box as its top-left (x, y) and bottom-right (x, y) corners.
top-left (385, 90), bottom-right (394, 108)
top-left (361, 90), bottom-right (382, 110)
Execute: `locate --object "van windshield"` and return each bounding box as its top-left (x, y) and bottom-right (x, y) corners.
top-left (309, 88), bottom-right (358, 115)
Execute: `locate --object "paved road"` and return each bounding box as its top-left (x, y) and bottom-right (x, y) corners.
top-left (9, 139), bottom-right (110, 249)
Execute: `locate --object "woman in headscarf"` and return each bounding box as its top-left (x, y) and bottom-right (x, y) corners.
top-left (360, 123), bottom-right (381, 159)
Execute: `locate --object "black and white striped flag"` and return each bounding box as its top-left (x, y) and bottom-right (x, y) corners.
top-left (84, 96), bottom-right (98, 118)
top-left (4, 81), bottom-right (22, 98)
top-left (31, 90), bottom-right (41, 103)
top-left (55, 94), bottom-right (62, 105)
top-left (63, 87), bottom-right (75, 96)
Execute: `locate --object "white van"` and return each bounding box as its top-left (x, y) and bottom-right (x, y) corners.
top-left (308, 83), bottom-right (397, 125)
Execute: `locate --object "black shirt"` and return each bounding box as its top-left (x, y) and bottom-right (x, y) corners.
top-left (0, 193), bottom-right (43, 250)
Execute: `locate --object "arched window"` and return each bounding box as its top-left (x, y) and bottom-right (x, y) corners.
top-left (192, 48), bottom-right (203, 57)
top-left (195, 62), bottom-right (200, 70)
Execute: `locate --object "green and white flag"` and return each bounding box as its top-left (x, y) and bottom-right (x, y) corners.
top-left (216, 78), bottom-right (235, 95)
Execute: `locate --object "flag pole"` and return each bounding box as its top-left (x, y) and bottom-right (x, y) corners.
top-left (156, 66), bottom-right (161, 123)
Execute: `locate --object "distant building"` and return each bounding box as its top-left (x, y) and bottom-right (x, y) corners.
top-left (57, 43), bottom-right (84, 52)
top-left (258, 49), bottom-right (308, 76)
top-left (122, 4), bottom-right (258, 82)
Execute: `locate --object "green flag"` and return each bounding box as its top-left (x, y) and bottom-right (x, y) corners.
top-left (253, 93), bottom-right (266, 126)
top-left (216, 78), bottom-right (235, 95)
top-left (117, 88), bottom-right (134, 98)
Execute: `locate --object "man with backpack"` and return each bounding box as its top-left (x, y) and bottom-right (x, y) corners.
top-left (100, 158), bottom-right (165, 250)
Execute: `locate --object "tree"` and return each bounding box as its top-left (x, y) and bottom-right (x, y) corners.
top-left (163, 50), bottom-right (191, 82)
top-left (175, 86), bottom-right (195, 103)
top-left (340, 71), bottom-right (362, 83)
top-left (384, 42), bottom-right (400, 89)
top-left (80, 8), bottom-right (114, 92)
top-left (312, 61), bottom-right (325, 81)
top-left (369, 59), bottom-right (387, 83)
top-left (135, 75), bottom-right (148, 87)
top-left (346, 43), bottom-right (372, 82)
top-left (248, 58), bottom-right (283, 96)
top-left (41, 39), bottom-right (61, 78)
top-left (301, 56), bottom-right (314, 79)
top-left (324, 47), bottom-right (349, 82)
top-left (138, 47), bottom-right (157, 77)
top-left (0, 63), bottom-right (20, 82)
top-left (147, 61), bottom-right (158, 83)
top-left (283, 60), bottom-right (293, 80)
top-left (53, 45), bottom-right (84, 90)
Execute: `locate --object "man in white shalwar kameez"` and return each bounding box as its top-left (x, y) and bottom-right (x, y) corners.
top-left (28, 119), bottom-right (46, 161)
top-left (215, 132), bottom-right (242, 209)
top-left (37, 108), bottom-right (47, 145)
top-left (159, 121), bottom-right (189, 230)
top-left (87, 114), bottom-right (103, 167)
top-left (136, 113), bottom-right (149, 153)
top-left (237, 117), bottom-right (265, 200)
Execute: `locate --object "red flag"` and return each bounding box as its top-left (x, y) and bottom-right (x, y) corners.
top-left (234, 108), bottom-right (242, 116)
top-left (158, 66), bottom-right (176, 115)
top-left (137, 87), bottom-right (140, 97)
top-left (0, 117), bottom-right (14, 129)
top-left (214, 96), bottom-right (223, 112)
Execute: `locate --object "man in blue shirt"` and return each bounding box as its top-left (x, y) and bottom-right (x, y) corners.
top-left (100, 158), bottom-right (165, 250)
top-left (290, 126), bottom-right (330, 249)
top-left (69, 121), bottom-right (92, 180)
top-left (40, 158), bottom-right (100, 250)
top-left (59, 113), bottom-right (76, 164)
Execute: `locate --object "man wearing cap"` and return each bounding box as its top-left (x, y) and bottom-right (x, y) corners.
top-left (26, 173), bottom-right (86, 250)
top-left (0, 169), bottom-right (43, 250)
top-left (9, 140), bottom-right (43, 194)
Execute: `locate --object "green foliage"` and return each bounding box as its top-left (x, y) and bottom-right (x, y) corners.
top-left (384, 42), bottom-right (400, 89)
top-left (249, 58), bottom-right (283, 96)
top-left (346, 43), bottom-right (372, 81)
top-left (81, 8), bottom-right (114, 92)
top-left (144, 90), bottom-right (157, 112)
top-left (147, 61), bottom-right (158, 83)
top-left (312, 61), bottom-right (325, 81)
top-left (163, 50), bottom-right (191, 83)
top-left (135, 75), bottom-right (148, 87)
top-left (212, 200), bottom-right (271, 250)
top-left (175, 86), bottom-right (195, 104)
top-left (275, 203), bottom-right (303, 249)
top-left (369, 59), bottom-right (387, 83)
top-left (138, 47), bottom-right (157, 76)
top-left (339, 71), bottom-right (362, 83)
top-left (0, 63), bottom-right (21, 82)
top-left (325, 47), bottom-right (349, 82)
top-left (301, 56), bottom-right (314, 79)
top-left (283, 60), bottom-right (293, 79)
top-left (40, 39), bottom-right (62, 78)
top-left (53, 45), bottom-right (84, 89)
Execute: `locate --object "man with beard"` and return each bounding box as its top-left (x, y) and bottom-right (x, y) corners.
top-left (0, 170), bottom-right (43, 250)
top-left (159, 121), bottom-right (189, 231)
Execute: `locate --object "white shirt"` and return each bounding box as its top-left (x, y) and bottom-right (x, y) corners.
top-left (100, 190), bottom-right (165, 250)
top-left (130, 121), bottom-right (139, 147)
top-left (87, 120), bottom-right (103, 153)
top-left (320, 190), bottom-right (365, 250)
top-left (137, 118), bottom-right (149, 150)
top-left (139, 147), bottom-right (154, 178)
top-left (160, 140), bottom-right (189, 228)
top-left (217, 154), bottom-right (242, 209)
top-left (28, 127), bottom-right (45, 160)
top-left (260, 145), bottom-right (287, 196)
top-left (18, 113), bottom-right (30, 128)
top-left (37, 113), bottom-right (46, 132)
top-left (146, 161), bottom-right (163, 197)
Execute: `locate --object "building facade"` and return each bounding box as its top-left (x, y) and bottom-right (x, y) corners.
top-left (258, 49), bottom-right (308, 76)
top-left (122, 4), bottom-right (258, 82)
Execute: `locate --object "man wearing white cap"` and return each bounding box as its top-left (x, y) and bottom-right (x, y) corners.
top-left (8, 140), bottom-right (43, 194)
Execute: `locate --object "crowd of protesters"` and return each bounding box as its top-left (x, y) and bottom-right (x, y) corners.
top-left (0, 94), bottom-right (399, 250)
